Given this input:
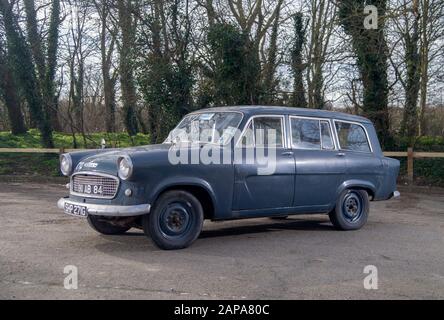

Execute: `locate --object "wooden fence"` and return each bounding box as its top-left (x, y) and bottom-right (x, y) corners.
top-left (0, 147), bottom-right (443, 182)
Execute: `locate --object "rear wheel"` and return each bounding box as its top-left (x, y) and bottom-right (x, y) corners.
top-left (143, 190), bottom-right (204, 250)
top-left (87, 216), bottom-right (131, 235)
top-left (329, 189), bottom-right (369, 230)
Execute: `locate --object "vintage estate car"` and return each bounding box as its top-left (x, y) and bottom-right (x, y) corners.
top-left (57, 106), bottom-right (400, 250)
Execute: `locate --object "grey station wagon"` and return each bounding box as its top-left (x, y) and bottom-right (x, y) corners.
top-left (57, 106), bottom-right (400, 249)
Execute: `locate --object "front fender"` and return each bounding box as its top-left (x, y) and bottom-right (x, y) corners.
top-left (149, 176), bottom-right (218, 210)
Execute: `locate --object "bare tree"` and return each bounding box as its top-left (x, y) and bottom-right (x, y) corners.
top-left (305, 0), bottom-right (336, 109)
top-left (93, 0), bottom-right (118, 132)
top-left (64, 0), bottom-right (95, 147)
top-left (418, 0), bottom-right (444, 135)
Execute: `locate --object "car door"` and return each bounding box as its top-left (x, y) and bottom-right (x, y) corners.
top-left (290, 116), bottom-right (346, 207)
top-left (233, 115), bottom-right (295, 211)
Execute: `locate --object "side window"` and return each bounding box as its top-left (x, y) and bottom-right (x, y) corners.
top-left (320, 121), bottom-right (334, 150)
top-left (253, 117), bottom-right (283, 147)
top-left (239, 117), bottom-right (284, 147)
top-left (241, 121), bottom-right (254, 147)
top-left (291, 118), bottom-right (320, 149)
top-left (335, 121), bottom-right (371, 152)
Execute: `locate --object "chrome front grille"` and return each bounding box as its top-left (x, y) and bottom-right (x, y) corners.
top-left (71, 173), bottom-right (119, 199)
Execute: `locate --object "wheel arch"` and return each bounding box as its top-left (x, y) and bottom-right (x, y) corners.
top-left (337, 180), bottom-right (376, 200)
top-left (150, 178), bottom-right (217, 220)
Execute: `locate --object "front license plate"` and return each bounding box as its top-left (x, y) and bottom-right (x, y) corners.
top-left (64, 202), bottom-right (88, 217)
top-left (77, 184), bottom-right (103, 196)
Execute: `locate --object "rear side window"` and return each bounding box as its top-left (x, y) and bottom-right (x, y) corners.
top-left (320, 121), bottom-right (334, 150)
top-left (335, 121), bottom-right (371, 152)
top-left (240, 117), bottom-right (284, 147)
top-left (253, 117), bottom-right (284, 147)
top-left (291, 118), bottom-right (320, 149)
top-left (291, 118), bottom-right (335, 150)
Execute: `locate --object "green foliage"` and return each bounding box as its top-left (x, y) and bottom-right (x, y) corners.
top-left (0, 130), bottom-right (151, 178)
top-left (0, 130), bottom-right (150, 149)
top-left (0, 153), bottom-right (59, 176)
top-left (392, 135), bottom-right (444, 152)
top-left (392, 136), bottom-right (444, 187)
top-left (207, 23), bottom-right (261, 105)
top-left (137, 54), bottom-right (194, 144)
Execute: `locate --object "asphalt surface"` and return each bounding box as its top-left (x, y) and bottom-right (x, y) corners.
top-left (0, 182), bottom-right (443, 299)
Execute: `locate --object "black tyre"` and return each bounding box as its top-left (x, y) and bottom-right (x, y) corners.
top-left (143, 190), bottom-right (204, 250)
top-left (87, 215), bottom-right (131, 235)
top-left (270, 216), bottom-right (288, 220)
top-left (329, 189), bottom-right (369, 230)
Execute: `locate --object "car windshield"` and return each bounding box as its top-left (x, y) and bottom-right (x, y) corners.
top-left (165, 112), bottom-right (243, 145)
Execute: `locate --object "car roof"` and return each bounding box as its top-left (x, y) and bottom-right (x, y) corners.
top-left (189, 105), bottom-right (372, 124)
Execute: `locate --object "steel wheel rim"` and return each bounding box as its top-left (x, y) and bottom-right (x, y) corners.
top-left (159, 201), bottom-right (192, 238)
top-left (342, 192), bottom-right (363, 223)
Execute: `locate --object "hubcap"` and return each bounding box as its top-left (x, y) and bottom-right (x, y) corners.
top-left (159, 202), bottom-right (192, 238)
top-left (342, 192), bottom-right (362, 222)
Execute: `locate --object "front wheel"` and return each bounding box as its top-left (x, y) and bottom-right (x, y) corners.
top-left (329, 189), bottom-right (369, 230)
top-left (143, 190), bottom-right (204, 250)
top-left (87, 216), bottom-right (131, 235)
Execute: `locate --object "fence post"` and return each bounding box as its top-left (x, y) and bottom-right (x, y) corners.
top-left (407, 147), bottom-right (414, 183)
top-left (59, 147), bottom-right (65, 156)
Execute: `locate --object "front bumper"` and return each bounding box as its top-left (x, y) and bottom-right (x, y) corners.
top-left (57, 197), bottom-right (151, 217)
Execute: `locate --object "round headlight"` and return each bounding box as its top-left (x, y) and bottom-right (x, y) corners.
top-left (60, 154), bottom-right (72, 176)
top-left (118, 156), bottom-right (133, 180)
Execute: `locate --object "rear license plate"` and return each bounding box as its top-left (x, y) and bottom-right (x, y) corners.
top-left (77, 184), bottom-right (103, 196)
top-left (64, 202), bottom-right (88, 217)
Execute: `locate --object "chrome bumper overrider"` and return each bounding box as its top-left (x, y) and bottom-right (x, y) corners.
top-left (391, 191), bottom-right (400, 199)
top-left (57, 197), bottom-right (151, 217)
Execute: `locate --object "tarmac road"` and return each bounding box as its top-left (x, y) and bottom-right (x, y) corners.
top-left (0, 182), bottom-right (443, 299)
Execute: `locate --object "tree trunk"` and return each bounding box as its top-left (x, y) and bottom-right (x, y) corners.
top-left (117, 0), bottom-right (138, 136)
top-left (401, 0), bottom-right (420, 143)
top-left (291, 12), bottom-right (307, 108)
top-left (98, 2), bottom-right (117, 132)
top-left (262, 1), bottom-right (281, 104)
top-left (23, 0), bottom-right (61, 131)
top-left (418, 0), bottom-right (430, 136)
top-left (23, 0), bottom-right (45, 85)
top-left (43, 0), bottom-right (61, 131)
top-left (0, 47), bottom-right (27, 134)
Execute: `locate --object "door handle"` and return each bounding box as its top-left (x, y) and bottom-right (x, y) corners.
top-left (282, 151), bottom-right (294, 156)
top-left (336, 152), bottom-right (346, 157)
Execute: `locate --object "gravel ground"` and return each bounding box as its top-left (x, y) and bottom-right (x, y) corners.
top-left (0, 182), bottom-right (443, 299)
